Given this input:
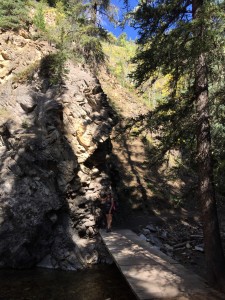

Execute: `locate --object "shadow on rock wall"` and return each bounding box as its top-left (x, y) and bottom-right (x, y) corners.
top-left (0, 88), bottom-right (84, 270)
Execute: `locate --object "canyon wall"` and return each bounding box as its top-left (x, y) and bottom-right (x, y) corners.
top-left (0, 31), bottom-right (117, 270)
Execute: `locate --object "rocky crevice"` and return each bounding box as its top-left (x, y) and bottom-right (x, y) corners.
top-left (0, 49), bottom-right (117, 270)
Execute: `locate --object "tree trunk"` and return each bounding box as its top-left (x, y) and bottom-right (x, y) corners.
top-left (193, 0), bottom-right (225, 291)
top-left (91, 1), bottom-right (98, 25)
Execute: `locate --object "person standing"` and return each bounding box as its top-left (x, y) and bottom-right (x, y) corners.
top-left (100, 191), bottom-right (114, 232)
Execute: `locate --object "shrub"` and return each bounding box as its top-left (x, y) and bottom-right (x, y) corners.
top-left (33, 2), bottom-right (46, 32)
top-left (39, 51), bottom-right (67, 85)
top-left (0, 0), bottom-right (29, 30)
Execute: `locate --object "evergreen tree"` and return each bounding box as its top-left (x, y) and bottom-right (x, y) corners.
top-left (33, 1), bottom-right (46, 32)
top-left (0, 0), bottom-right (29, 30)
top-left (131, 0), bottom-right (225, 290)
top-left (65, 0), bottom-right (111, 69)
top-left (88, 0), bottom-right (117, 26)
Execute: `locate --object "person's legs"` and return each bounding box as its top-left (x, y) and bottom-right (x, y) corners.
top-left (106, 213), bottom-right (112, 231)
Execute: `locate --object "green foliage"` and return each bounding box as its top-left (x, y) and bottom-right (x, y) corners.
top-left (102, 40), bottom-right (136, 86)
top-left (87, 0), bottom-right (118, 26)
top-left (30, 0), bottom-right (118, 71)
top-left (107, 32), bottom-right (117, 44)
top-left (39, 29), bottom-right (68, 85)
top-left (33, 1), bottom-right (46, 32)
top-left (65, 0), bottom-right (108, 69)
top-left (102, 35), bottom-right (170, 109)
top-left (0, 0), bottom-right (29, 30)
top-left (117, 32), bottom-right (127, 47)
top-left (102, 38), bottom-right (164, 110)
top-left (31, 2), bottom-right (69, 84)
top-left (32, 0), bottom-right (110, 69)
top-left (130, 0), bottom-right (225, 195)
top-left (131, 1), bottom-right (225, 87)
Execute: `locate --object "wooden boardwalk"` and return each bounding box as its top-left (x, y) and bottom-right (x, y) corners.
top-left (100, 229), bottom-right (224, 300)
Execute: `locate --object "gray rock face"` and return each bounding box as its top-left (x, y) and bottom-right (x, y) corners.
top-left (0, 62), bottom-right (117, 270)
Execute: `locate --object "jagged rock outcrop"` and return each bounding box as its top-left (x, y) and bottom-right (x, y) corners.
top-left (0, 30), bottom-right (52, 85)
top-left (0, 33), bottom-right (117, 270)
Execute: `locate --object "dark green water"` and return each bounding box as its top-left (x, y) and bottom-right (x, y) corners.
top-left (0, 264), bottom-right (137, 300)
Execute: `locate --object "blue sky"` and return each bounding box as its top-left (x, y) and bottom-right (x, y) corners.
top-left (102, 0), bottom-right (138, 40)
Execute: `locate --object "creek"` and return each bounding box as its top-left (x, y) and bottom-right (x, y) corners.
top-left (0, 264), bottom-right (137, 300)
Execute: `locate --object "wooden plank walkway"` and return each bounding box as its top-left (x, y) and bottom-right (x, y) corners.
top-left (100, 229), bottom-right (224, 300)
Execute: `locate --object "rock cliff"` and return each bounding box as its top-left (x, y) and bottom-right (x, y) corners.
top-left (0, 31), bottom-right (117, 270)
